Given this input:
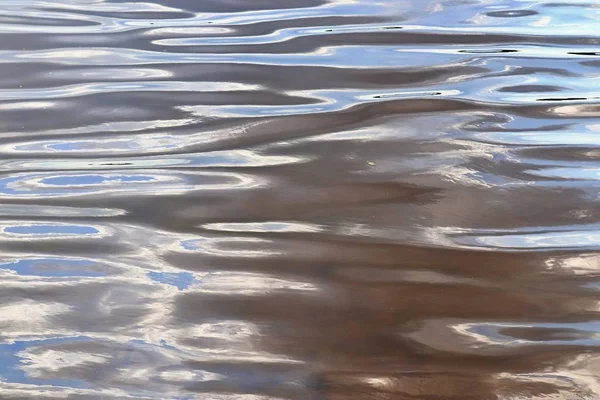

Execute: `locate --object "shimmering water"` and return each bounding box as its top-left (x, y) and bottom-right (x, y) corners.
top-left (2, 0), bottom-right (600, 398)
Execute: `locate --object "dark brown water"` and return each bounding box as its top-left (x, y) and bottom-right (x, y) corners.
top-left (1, 0), bottom-right (600, 398)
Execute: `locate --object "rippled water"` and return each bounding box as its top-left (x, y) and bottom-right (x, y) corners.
top-left (2, 0), bottom-right (600, 398)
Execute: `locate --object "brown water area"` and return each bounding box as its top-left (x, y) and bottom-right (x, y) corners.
top-left (1, 0), bottom-right (600, 398)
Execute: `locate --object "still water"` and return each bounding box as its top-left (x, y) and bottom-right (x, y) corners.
top-left (1, 0), bottom-right (600, 398)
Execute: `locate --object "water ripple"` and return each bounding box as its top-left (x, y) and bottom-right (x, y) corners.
top-left (1, 0), bottom-right (600, 398)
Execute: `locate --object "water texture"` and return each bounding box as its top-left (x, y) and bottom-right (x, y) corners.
top-left (1, 0), bottom-right (600, 398)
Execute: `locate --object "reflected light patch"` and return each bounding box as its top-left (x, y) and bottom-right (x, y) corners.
top-left (0, 223), bottom-right (106, 240)
top-left (201, 221), bottom-right (323, 233)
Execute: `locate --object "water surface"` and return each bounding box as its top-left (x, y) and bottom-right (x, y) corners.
top-left (1, 0), bottom-right (600, 398)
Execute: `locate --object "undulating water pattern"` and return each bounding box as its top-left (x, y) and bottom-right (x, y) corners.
top-left (1, 0), bottom-right (600, 398)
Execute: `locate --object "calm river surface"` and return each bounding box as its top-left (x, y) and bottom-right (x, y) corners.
top-left (1, 0), bottom-right (600, 399)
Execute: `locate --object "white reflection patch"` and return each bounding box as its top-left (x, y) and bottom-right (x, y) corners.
top-left (179, 237), bottom-right (280, 257)
top-left (201, 221), bottom-right (323, 233)
top-left (193, 271), bottom-right (317, 295)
